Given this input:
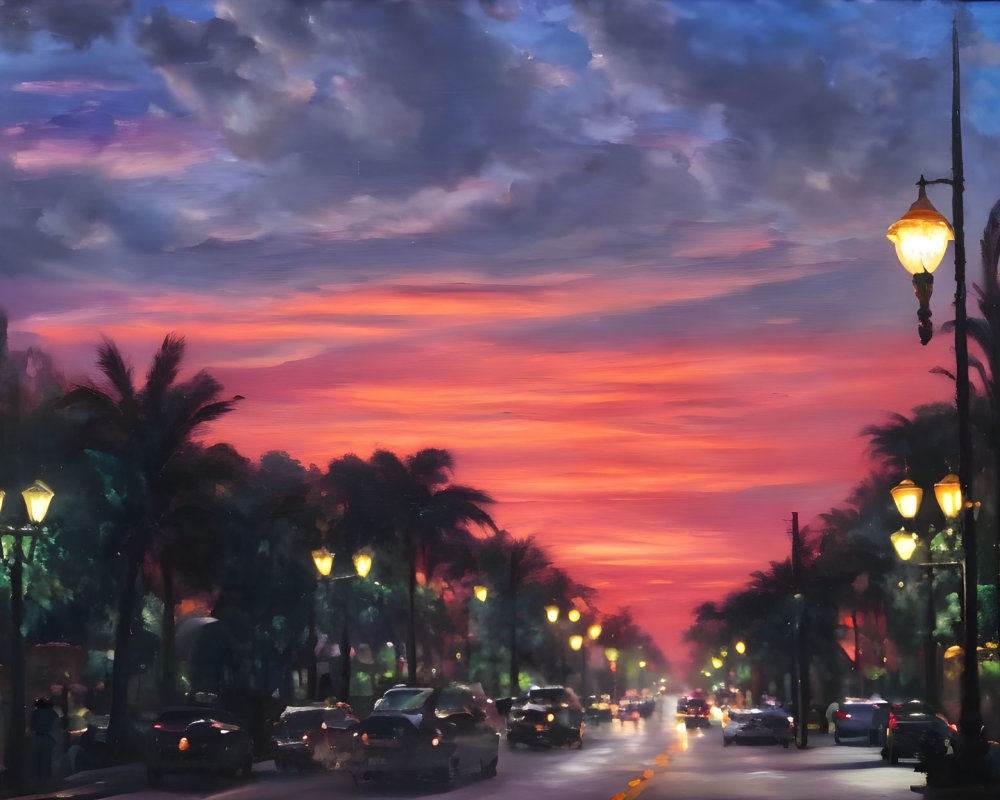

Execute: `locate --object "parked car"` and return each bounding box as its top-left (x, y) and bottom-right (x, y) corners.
top-left (722, 705), bottom-right (794, 748)
top-left (270, 704), bottom-right (358, 771)
top-left (348, 686), bottom-right (500, 786)
top-left (506, 686), bottom-right (585, 748)
top-left (880, 701), bottom-right (955, 764)
top-left (677, 696), bottom-right (712, 729)
top-left (833, 698), bottom-right (890, 745)
top-left (145, 706), bottom-right (254, 784)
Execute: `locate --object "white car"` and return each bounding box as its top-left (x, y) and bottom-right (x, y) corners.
top-left (722, 706), bottom-right (793, 748)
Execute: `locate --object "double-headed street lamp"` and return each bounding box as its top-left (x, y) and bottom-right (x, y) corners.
top-left (890, 477), bottom-right (965, 710)
top-left (1, 479), bottom-right (54, 789)
top-left (885, 20), bottom-right (983, 760)
top-left (310, 545), bottom-right (373, 702)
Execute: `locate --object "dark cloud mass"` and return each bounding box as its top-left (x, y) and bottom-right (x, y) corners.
top-left (0, 0), bottom-right (130, 51)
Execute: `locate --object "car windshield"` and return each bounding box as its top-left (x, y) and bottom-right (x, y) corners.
top-left (373, 688), bottom-right (434, 711)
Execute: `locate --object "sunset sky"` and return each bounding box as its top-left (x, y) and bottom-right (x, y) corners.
top-left (4, 0), bottom-right (1000, 670)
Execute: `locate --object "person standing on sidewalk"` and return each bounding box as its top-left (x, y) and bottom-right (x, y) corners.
top-left (32, 697), bottom-right (59, 787)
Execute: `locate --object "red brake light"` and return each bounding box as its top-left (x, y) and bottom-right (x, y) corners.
top-left (836, 711), bottom-right (850, 719)
top-left (153, 723), bottom-right (162, 729)
top-left (888, 712), bottom-right (897, 730)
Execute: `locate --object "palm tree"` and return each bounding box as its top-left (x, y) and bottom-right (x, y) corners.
top-left (369, 449), bottom-right (495, 686)
top-left (477, 529), bottom-right (551, 695)
top-left (57, 334), bottom-right (241, 754)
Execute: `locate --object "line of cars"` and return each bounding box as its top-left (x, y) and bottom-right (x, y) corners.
top-left (143, 682), bottom-right (592, 788)
top-left (831, 697), bottom-right (956, 765)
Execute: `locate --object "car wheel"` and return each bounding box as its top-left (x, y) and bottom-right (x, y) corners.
top-left (506, 737), bottom-right (517, 749)
top-left (146, 767), bottom-right (163, 786)
top-left (482, 757), bottom-right (498, 778)
top-left (723, 738), bottom-right (732, 747)
top-left (782, 740), bottom-right (790, 749)
top-left (834, 733), bottom-right (841, 744)
top-left (890, 748), bottom-right (899, 765)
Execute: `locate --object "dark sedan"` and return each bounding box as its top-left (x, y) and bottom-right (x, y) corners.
top-left (270, 704), bottom-right (358, 771)
top-left (506, 686), bottom-right (584, 748)
top-left (145, 706), bottom-right (254, 784)
top-left (881, 701), bottom-right (955, 764)
top-left (722, 705), bottom-right (793, 747)
top-left (348, 686), bottom-right (500, 787)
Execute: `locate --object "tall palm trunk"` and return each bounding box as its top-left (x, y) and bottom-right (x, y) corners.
top-left (407, 540), bottom-right (417, 686)
top-left (161, 561), bottom-right (176, 705)
top-left (108, 556), bottom-right (140, 756)
top-left (508, 554), bottom-right (519, 696)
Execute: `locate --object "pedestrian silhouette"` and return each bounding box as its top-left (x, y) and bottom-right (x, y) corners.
top-left (32, 697), bottom-right (59, 786)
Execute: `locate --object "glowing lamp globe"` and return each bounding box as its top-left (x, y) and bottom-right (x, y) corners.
top-left (568, 608), bottom-right (581, 623)
top-left (887, 189), bottom-right (954, 275)
top-left (353, 547), bottom-right (373, 578)
top-left (735, 641), bottom-right (746, 655)
top-left (474, 585), bottom-right (488, 602)
top-left (587, 623), bottom-right (602, 640)
top-left (891, 528), bottom-right (919, 561)
top-left (545, 605), bottom-right (559, 623)
top-left (890, 478), bottom-right (923, 519)
top-left (312, 547), bottom-right (334, 577)
top-left (934, 474), bottom-right (962, 519)
top-left (569, 635), bottom-right (584, 651)
top-left (711, 657), bottom-right (723, 669)
top-left (21, 480), bottom-right (54, 524)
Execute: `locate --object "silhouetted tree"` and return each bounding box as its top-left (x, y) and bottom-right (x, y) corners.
top-left (57, 334), bottom-right (241, 755)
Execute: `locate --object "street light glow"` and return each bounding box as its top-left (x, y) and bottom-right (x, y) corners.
top-left (933, 474), bottom-right (962, 519)
top-left (887, 186), bottom-right (954, 275)
top-left (891, 478), bottom-right (923, 519)
top-left (312, 547), bottom-right (334, 577)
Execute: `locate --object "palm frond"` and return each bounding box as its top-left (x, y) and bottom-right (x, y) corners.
top-left (96, 338), bottom-right (136, 410)
top-left (143, 334), bottom-right (186, 414)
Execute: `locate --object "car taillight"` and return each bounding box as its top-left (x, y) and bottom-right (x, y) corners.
top-left (888, 713), bottom-right (897, 730)
top-left (153, 723), bottom-right (162, 730)
top-left (178, 737), bottom-right (190, 752)
top-left (547, 713), bottom-right (555, 722)
top-left (836, 711), bottom-right (850, 719)
top-left (361, 732), bottom-right (369, 745)
top-left (302, 734), bottom-right (310, 743)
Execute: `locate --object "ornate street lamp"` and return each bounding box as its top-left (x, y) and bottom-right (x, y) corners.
top-left (886, 20), bottom-right (983, 761)
top-left (891, 528), bottom-right (920, 562)
top-left (544, 605), bottom-right (560, 624)
top-left (1, 479), bottom-right (54, 790)
top-left (311, 544), bottom-right (374, 702)
top-left (312, 546), bottom-right (334, 577)
top-left (891, 478), bottom-right (923, 519)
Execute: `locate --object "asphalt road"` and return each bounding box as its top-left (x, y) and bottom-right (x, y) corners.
top-left (31, 701), bottom-right (931, 800)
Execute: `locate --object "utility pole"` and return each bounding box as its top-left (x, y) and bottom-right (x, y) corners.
top-left (791, 511), bottom-right (809, 748)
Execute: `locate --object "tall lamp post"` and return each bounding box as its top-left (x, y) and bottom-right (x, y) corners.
top-left (1, 479), bottom-right (54, 790)
top-left (311, 546), bottom-right (373, 703)
top-left (885, 20), bottom-right (983, 758)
